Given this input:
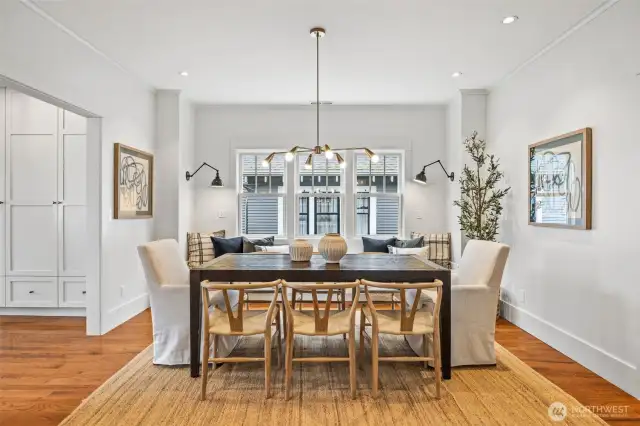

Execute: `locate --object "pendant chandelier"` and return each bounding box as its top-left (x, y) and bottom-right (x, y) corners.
top-left (262, 27), bottom-right (379, 169)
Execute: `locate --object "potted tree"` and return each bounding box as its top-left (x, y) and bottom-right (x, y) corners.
top-left (454, 131), bottom-right (510, 242)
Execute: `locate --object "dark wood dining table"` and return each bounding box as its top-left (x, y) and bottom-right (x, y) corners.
top-left (189, 253), bottom-right (451, 379)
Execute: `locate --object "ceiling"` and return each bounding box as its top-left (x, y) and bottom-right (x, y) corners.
top-left (33, 0), bottom-right (607, 104)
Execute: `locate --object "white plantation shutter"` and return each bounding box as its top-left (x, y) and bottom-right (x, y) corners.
top-left (239, 154), bottom-right (286, 236)
top-left (354, 153), bottom-right (402, 236)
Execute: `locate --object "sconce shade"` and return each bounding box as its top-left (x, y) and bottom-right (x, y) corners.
top-left (210, 172), bottom-right (223, 187)
top-left (413, 170), bottom-right (427, 185)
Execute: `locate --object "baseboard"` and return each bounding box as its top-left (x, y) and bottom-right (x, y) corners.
top-left (102, 293), bottom-right (149, 334)
top-left (0, 307), bottom-right (86, 317)
top-left (500, 300), bottom-right (639, 398)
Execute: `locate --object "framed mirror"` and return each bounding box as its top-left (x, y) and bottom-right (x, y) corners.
top-left (529, 128), bottom-right (592, 229)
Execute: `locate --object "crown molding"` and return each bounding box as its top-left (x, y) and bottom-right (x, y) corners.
top-left (19, 0), bottom-right (150, 89)
top-left (496, 0), bottom-right (621, 86)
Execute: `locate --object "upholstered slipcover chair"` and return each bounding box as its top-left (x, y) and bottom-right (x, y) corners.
top-left (138, 239), bottom-right (239, 365)
top-left (406, 240), bottom-right (510, 366)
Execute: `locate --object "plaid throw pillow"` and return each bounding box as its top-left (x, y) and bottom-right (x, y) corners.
top-left (187, 230), bottom-right (225, 267)
top-left (411, 232), bottom-right (451, 267)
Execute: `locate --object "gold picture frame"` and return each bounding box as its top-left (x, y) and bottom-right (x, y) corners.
top-left (528, 128), bottom-right (592, 230)
top-left (114, 143), bottom-right (154, 219)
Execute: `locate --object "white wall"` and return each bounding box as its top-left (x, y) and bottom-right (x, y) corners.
top-left (154, 91), bottom-right (180, 245)
top-left (154, 90), bottom-right (195, 256)
top-left (178, 97), bottom-right (195, 255)
top-left (0, 0), bottom-right (155, 333)
top-left (193, 105), bottom-right (448, 249)
top-left (488, 0), bottom-right (639, 397)
top-left (445, 94), bottom-right (462, 262)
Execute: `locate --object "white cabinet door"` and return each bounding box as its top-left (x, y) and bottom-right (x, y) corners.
top-left (58, 133), bottom-right (86, 276)
top-left (5, 90), bottom-right (59, 276)
top-left (5, 276), bottom-right (57, 307)
top-left (6, 205), bottom-right (58, 276)
top-left (0, 88), bottom-right (5, 278)
top-left (62, 110), bottom-right (87, 134)
top-left (58, 277), bottom-right (85, 308)
top-left (9, 91), bottom-right (57, 135)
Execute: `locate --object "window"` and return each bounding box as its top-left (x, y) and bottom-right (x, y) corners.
top-left (296, 154), bottom-right (344, 236)
top-left (239, 154), bottom-right (286, 236)
top-left (355, 153), bottom-right (401, 235)
top-left (237, 150), bottom-right (403, 239)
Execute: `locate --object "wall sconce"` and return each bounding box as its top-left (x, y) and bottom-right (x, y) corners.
top-left (185, 162), bottom-right (223, 187)
top-left (414, 160), bottom-right (455, 185)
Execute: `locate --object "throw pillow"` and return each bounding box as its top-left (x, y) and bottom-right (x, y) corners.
top-left (257, 245), bottom-right (290, 254)
top-left (411, 232), bottom-right (451, 266)
top-left (211, 236), bottom-right (244, 258)
top-left (187, 230), bottom-right (225, 267)
top-left (362, 236), bottom-right (397, 253)
top-left (387, 245), bottom-right (429, 257)
top-left (243, 236), bottom-right (275, 253)
top-left (394, 236), bottom-right (424, 248)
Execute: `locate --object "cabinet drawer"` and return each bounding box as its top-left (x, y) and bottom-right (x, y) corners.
top-left (6, 277), bottom-right (58, 307)
top-left (59, 278), bottom-right (86, 308)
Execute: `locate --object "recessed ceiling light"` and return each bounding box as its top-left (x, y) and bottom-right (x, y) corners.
top-left (179, 71), bottom-right (189, 77)
top-left (502, 15), bottom-right (519, 24)
top-left (451, 72), bottom-right (462, 78)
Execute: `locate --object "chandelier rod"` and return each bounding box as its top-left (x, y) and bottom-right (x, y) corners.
top-left (316, 30), bottom-right (320, 149)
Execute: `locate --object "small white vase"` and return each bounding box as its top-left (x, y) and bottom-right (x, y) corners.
top-left (289, 239), bottom-right (313, 262)
top-left (318, 233), bottom-right (347, 263)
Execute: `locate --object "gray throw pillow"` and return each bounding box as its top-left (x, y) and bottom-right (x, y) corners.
top-left (394, 236), bottom-right (424, 248)
top-left (243, 236), bottom-right (275, 253)
top-left (362, 236), bottom-right (397, 253)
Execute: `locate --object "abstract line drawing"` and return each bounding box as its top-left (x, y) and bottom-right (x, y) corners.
top-left (533, 151), bottom-right (581, 216)
top-left (114, 143), bottom-right (154, 219)
top-left (528, 128), bottom-right (592, 230)
top-left (120, 155), bottom-right (148, 210)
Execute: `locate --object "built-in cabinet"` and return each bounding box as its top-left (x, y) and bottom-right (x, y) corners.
top-left (0, 89), bottom-right (86, 313)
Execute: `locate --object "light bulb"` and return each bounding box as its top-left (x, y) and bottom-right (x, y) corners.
top-left (371, 154), bottom-right (380, 163)
top-left (304, 163), bottom-right (312, 170)
top-left (285, 152), bottom-right (294, 162)
top-left (340, 161), bottom-right (347, 169)
top-left (261, 160), bottom-right (269, 167)
top-left (325, 150), bottom-right (334, 160)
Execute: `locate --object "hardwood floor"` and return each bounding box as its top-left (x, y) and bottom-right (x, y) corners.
top-left (0, 313), bottom-right (151, 426)
top-left (0, 311), bottom-right (637, 425)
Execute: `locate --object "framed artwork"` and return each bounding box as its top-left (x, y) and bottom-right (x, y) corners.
top-left (528, 128), bottom-right (592, 229)
top-left (114, 143), bottom-right (154, 219)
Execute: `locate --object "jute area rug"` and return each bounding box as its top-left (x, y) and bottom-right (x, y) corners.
top-left (61, 334), bottom-right (606, 425)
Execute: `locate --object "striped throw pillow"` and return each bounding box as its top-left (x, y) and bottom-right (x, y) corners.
top-left (410, 232), bottom-right (451, 267)
top-left (187, 230), bottom-right (225, 267)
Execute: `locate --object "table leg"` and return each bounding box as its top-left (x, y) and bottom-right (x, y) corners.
top-left (190, 270), bottom-right (202, 378)
top-left (440, 273), bottom-right (451, 380)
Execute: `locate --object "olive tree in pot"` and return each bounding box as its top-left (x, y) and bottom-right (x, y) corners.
top-left (454, 131), bottom-right (510, 319)
top-left (454, 131), bottom-right (510, 241)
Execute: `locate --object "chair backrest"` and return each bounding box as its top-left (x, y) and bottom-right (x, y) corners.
top-left (457, 240), bottom-right (510, 290)
top-left (137, 239), bottom-right (189, 290)
top-left (201, 280), bottom-right (281, 333)
top-left (281, 281), bottom-right (360, 333)
top-left (361, 280), bottom-right (443, 333)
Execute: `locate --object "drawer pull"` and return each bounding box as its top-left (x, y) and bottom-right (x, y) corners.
top-left (28, 290), bottom-right (35, 294)
top-left (82, 291), bottom-right (86, 294)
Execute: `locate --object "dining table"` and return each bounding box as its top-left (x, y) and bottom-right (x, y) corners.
top-left (189, 253), bottom-right (451, 380)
